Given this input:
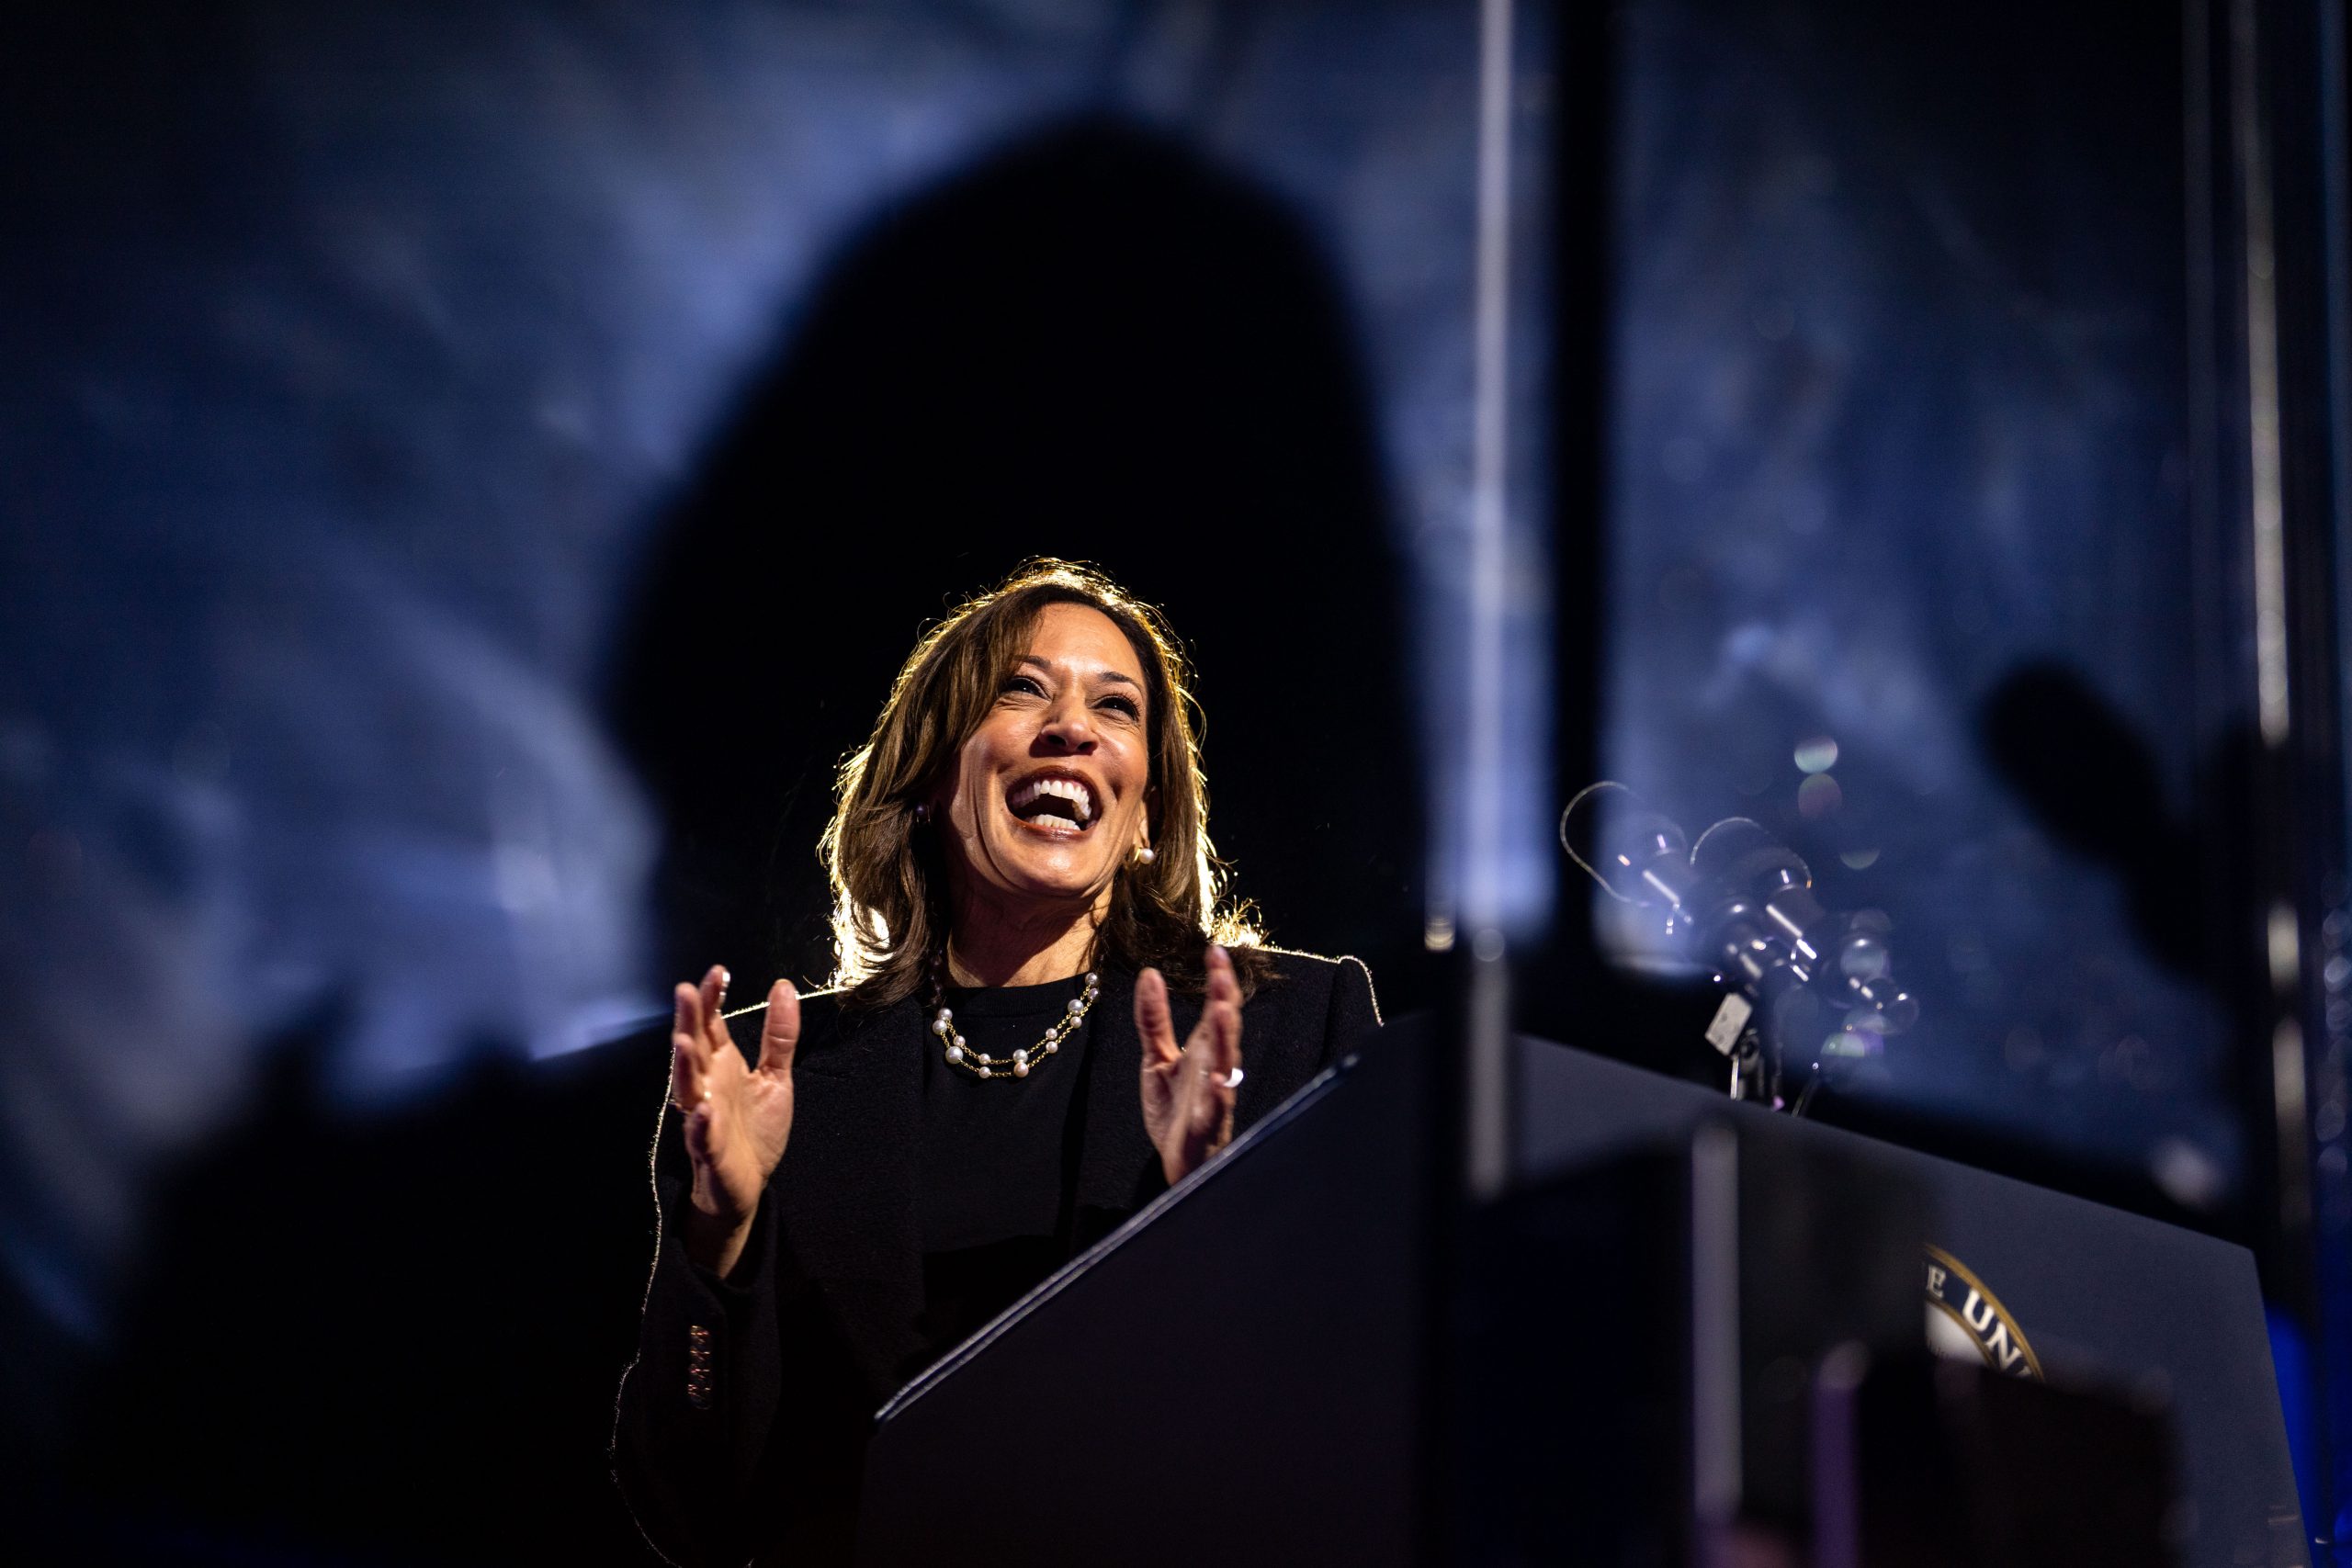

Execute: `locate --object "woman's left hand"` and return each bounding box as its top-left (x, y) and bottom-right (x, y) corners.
top-left (1136, 943), bottom-right (1243, 1185)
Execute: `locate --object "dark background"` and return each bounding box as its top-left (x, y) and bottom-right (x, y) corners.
top-left (1, 5), bottom-right (1480, 1562)
top-left (4, 0), bottom-right (2349, 1562)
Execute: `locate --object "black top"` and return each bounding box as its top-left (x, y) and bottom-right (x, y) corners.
top-left (613, 949), bottom-right (1382, 1568)
top-left (914, 975), bottom-right (1099, 1365)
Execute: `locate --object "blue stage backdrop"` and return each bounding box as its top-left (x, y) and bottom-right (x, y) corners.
top-left (0, 3), bottom-right (1552, 1559)
top-left (1600, 0), bottom-right (2233, 1201)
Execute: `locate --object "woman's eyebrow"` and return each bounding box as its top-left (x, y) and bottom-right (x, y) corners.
top-left (1012, 655), bottom-right (1141, 692)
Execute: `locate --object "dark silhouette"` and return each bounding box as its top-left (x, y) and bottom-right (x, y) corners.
top-left (62, 1018), bottom-right (662, 1564)
top-left (1977, 663), bottom-right (2208, 979)
top-left (59, 114), bottom-right (1429, 1568)
top-left (605, 116), bottom-right (1425, 1007)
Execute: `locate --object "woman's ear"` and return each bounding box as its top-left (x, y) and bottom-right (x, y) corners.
top-left (911, 773), bottom-right (948, 825)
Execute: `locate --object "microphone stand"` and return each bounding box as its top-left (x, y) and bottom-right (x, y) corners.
top-left (1562, 783), bottom-right (1918, 1115)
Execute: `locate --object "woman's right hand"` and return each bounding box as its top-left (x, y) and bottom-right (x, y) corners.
top-left (669, 965), bottom-right (800, 1277)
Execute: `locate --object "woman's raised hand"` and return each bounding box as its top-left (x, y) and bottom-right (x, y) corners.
top-left (1135, 944), bottom-right (1243, 1185)
top-left (669, 965), bottom-right (799, 1277)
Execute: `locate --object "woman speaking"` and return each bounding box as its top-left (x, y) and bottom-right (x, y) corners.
top-left (613, 561), bottom-right (1380, 1566)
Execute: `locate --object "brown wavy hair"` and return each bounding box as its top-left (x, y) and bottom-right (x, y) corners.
top-left (821, 560), bottom-right (1272, 1009)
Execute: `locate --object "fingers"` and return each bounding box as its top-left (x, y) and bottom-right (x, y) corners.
top-left (1135, 966), bottom-right (1181, 1066)
top-left (1138, 948), bottom-right (1246, 1183)
top-left (698, 964), bottom-right (730, 1054)
top-left (1182, 944), bottom-right (1241, 1065)
top-left (1200, 992), bottom-right (1240, 1077)
top-left (672, 981), bottom-right (707, 1111)
top-left (757, 979), bottom-right (800, 1078)
top-left (1193, 946), bottom-right (1242, 1141)
top-left (1193, 991), bottom-right (1240, 1122)
top-left (1206, 942), bottom-right (1239, 1021)
top-left (672, 965), bottom-right (735, 1116)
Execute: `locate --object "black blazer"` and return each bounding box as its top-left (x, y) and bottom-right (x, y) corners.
top-left (612, 948), bottom-right (1381, 1568)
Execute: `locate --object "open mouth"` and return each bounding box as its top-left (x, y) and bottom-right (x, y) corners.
top-left (1006, 773), bottom-right (1099, 835)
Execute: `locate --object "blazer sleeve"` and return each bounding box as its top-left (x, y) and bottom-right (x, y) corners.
top-left (611, 1104), bottom-right (790, 1568)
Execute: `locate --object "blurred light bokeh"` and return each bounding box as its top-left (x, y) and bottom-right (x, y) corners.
top-left (1596, 0), bottom-right (2239, 1192)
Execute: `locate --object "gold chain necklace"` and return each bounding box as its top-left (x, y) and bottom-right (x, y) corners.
top-left (926, 952), bottom-right (1102, 1080)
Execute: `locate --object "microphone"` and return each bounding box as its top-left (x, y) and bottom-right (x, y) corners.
top-left (1561, 784), bottom-right (1917, 1095)
top-left (1688, 815), bottom-right (1918, 1035)
top-left (1559, 782), bottom-right (1709, 919)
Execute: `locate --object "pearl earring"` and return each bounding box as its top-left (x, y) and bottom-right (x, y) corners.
top-left (1134, 843), bottom-right (1157, 865)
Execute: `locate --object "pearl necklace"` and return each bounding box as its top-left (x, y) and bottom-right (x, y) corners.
top-left (926, 953), bottom-right (1102, 1080)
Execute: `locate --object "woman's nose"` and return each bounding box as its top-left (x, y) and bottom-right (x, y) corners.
top-left (1038, 694), bottom-right (1094, 749)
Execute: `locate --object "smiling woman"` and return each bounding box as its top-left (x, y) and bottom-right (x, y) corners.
top-left (818, 562), bottom-right (1275, 1011)
top-left (612, 560), bottom-right (1380, 1568)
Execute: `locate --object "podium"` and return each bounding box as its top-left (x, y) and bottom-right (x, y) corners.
top-left (856, 1022), bottom-right (2306, 1567)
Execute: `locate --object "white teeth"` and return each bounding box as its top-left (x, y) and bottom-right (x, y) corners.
top-left (1010, 775), bottom-right (1095, 825)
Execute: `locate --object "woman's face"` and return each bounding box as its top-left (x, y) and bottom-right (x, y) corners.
top-left (938, 603), bottom-right (1154, 919)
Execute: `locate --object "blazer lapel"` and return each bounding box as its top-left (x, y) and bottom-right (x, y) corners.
top-left (775, 996), bottom-right (924, 1392)
top-left (772, 971), bottom-right (1208, 1387)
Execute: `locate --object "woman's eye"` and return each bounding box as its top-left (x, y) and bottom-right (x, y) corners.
top-left (1003, 674), bottom-right (1046, 698)
top-left (1099, 695), bottom-right (1140, 719)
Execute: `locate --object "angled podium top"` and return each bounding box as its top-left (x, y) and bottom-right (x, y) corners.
top-left (1508, 1038), bottom-right (2305, 1568)
top-left (858, 1022), bottom-right (2305, 1568)
top-left (863, 1021), bottom-right (1429, 1568)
